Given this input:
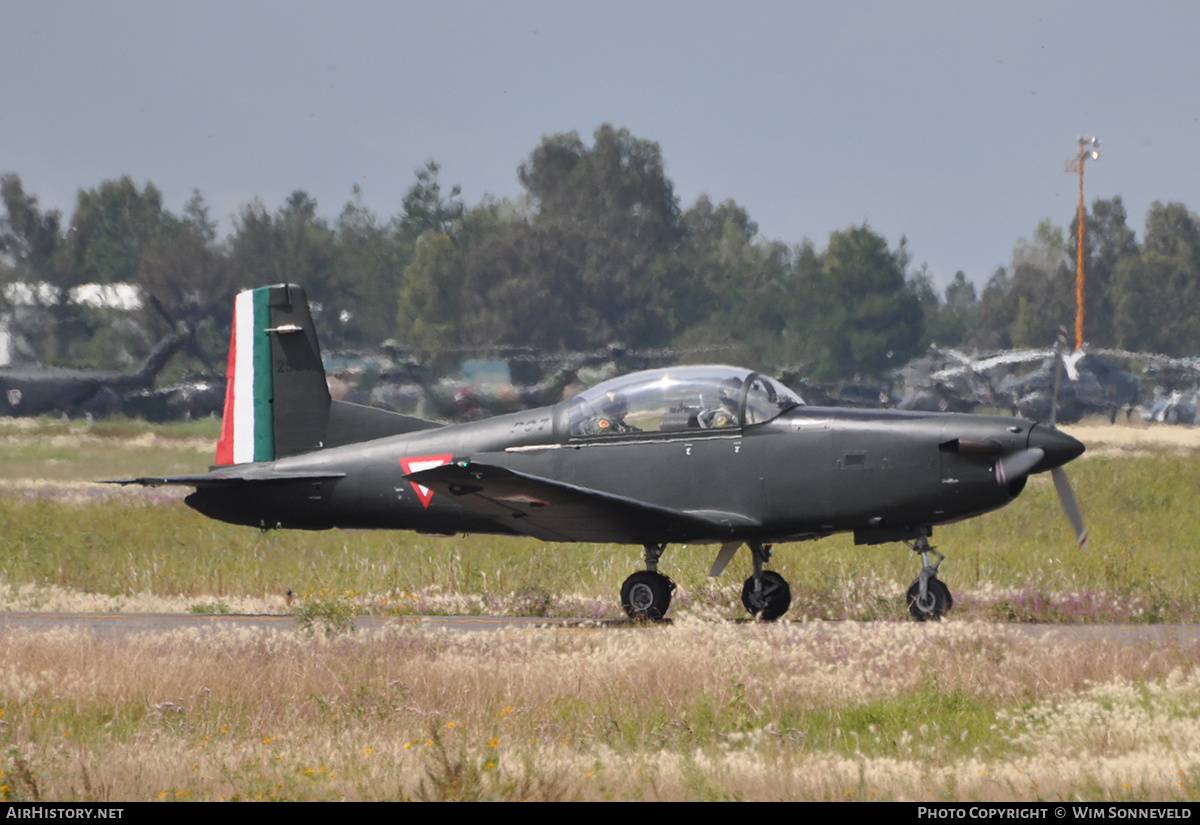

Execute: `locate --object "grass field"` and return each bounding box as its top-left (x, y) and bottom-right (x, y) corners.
top-left (3, 620), bottom-right (1199, 801)
top-left (1, 415), bottom-right (1199, 801)
top-left (0, 416), bottom-right (1196, 623)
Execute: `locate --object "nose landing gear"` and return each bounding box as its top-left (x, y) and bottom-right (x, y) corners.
top-left (906, 536), bottom-right (953, 621)
top-left (740, 542), bottom-right (792, 621)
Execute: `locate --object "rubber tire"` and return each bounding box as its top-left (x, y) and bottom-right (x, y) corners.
top-left (907, 577), bottom-right (953, 622)
top-left (621, 571), bottom-right (674, 621)
top-left (741, 570), bottom-right (792, 621)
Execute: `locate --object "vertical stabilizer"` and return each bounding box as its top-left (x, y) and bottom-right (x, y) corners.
top-left (214, 284), bottom-right (330, 465)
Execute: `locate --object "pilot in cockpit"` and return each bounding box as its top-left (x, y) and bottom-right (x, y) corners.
top-left (698, 376), bottom-right (742, 428)
top-left (583, 390), bottom-right (638, 435)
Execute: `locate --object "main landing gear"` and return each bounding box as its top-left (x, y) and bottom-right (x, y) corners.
top-left (619, 541), bottom-right (793, 622)
top-left (905, 535), bottom-right (953, 621)
top-left (620, 543), bottom-right (676, 620)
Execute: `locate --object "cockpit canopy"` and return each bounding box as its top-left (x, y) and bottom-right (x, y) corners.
top-left (565, 366), bottom-right (804, 438)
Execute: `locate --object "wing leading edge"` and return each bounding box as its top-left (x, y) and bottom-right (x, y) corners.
top-left (405, 461), bottom-right (757, 544)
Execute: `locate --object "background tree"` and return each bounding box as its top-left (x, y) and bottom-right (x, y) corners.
top-left (930, 271), bottom-right (977, 347)
top-left (398, 231), bottom-right (467, 355)
top-left (0, 174), bottom-right (65, 361)
top-left (665, 194), bottom-right (790, 365)
top-left (1113, 201), bottom-right (1200, 354)
top-left (49, 177), bottom-right (177, 362)
top-left (333, 187), bottom-right (404, 348)
top-left (396, 161), bottom-right (464, 244)
top-left (790, 225), bottom-right (923, 380)
top-left (226, 191), bottom-right (342, 344)
top-left (967, 220), bottom-right (1075, 350)
top-left (450, 125), bottom-right (681, 350)
top-left (19, 124), bottom-right (1200, 386)
top-left (969, 268), bottom-right (1014, 350)
top-left (0, 173), bottom-right (62, 279)
top-left (135, 192), bottom-right (234, 374)
top-left (63, 177), bottom-right (174, 287)
top-left (391, 163), bottom-right (470, 354)
top-left (1070, 196), bottom-right (1138, 348)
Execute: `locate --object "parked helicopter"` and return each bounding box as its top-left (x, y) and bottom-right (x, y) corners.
top-left (115, 284), bottom-right (1088, 621)
top-left (0, 330), bottom-right (185, 417)
top-left (921, 344), bottom-right (1143, 424)
top-left (0, 291), bottom-right (213, 419)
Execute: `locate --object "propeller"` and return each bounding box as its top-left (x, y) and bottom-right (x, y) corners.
top-left (981, 328), bottom-right (1087, 546)
top-left (1047, 327), bottom-right (1089, 547)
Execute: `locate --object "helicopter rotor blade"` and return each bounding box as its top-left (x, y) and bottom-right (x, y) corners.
top-left (1049, 327), bottom-right (1068, 427)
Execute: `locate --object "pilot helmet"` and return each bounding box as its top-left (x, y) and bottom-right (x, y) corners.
top-left (604, 391), bottom-right (628, 416)
top-left (718, 376), bottom-right (743, 409)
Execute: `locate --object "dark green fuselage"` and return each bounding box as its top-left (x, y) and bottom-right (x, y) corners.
top-left (186, 400), bottom-right (1072, 547)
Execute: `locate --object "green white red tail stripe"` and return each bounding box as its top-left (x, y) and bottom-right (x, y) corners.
top-left (215, 288), bottom-right (274, 465)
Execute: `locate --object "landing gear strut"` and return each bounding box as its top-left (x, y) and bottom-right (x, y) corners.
top-left (620, 543), bottom-right (676, 621)
top-left (740, 542), bottom-right (792, 621)
top-left (905, 536), bottom-right (953, 621)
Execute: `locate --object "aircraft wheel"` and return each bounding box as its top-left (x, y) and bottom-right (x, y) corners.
top-left (621, 571), bottom-right (674, 621)
top-left (741, 570), bottom-right (792, 621)
top-left (906, 577), bottom-right (953, 622)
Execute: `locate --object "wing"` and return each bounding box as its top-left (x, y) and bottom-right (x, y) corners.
top-left (405, 461), bottom-right (756, 544)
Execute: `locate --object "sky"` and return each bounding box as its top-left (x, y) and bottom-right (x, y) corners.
top-left (2, 1), bottom-right (1198, 289)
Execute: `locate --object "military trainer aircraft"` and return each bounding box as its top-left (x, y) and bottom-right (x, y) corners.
top-left (116, 284), bottom-right (1088, 621)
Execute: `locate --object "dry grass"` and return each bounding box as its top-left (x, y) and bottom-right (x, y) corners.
top-left (3, 417), bottom-right (1200, 801)
top-left (2, 619), bottom-right (1200, 801)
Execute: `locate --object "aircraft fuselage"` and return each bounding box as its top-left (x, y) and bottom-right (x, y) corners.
top-left (185, 403), bottom-right (1080, 547)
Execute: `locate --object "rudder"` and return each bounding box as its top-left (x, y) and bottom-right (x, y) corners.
top-left (215, 284), bottom-right (330, 465)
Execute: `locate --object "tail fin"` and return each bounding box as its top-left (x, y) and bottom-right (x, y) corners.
top-left (215, 284), bottom-right (330, 465)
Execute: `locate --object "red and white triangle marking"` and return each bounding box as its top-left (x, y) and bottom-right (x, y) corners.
top-left (399, 454), bottom-right (453, 509)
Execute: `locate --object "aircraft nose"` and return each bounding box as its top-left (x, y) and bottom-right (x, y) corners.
top-left (1028, 424), bottom-right (1085, 471)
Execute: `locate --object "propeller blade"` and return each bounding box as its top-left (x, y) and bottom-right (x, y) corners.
top-left (995, 447), bottom-right (1044, 486)
top-left (1051, 466), bottom-right (1088, 547)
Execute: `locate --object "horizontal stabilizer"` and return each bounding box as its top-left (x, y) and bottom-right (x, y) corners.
top-left (323, 399), bottom-right (442, 449)
top-left (107, 467), bottom-right (345, 488)
top-left (405, 461), bottom-right (750, 544)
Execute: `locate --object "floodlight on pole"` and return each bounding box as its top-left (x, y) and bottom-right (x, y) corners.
top-left (1065, 136), bottom-right (1099, 351)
